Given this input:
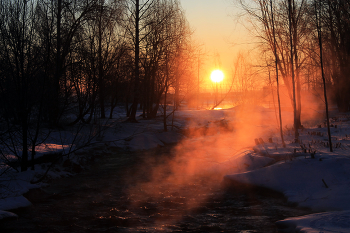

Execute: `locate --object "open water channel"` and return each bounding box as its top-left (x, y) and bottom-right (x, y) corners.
top-left (1, 145), bottom-right (312, 233)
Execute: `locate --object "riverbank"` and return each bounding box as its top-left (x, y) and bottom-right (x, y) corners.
top-left (0, 143), bottom-right (312, 232)
top-left (225, 111), bottom-right (350, 232)
top-left (1, 106), bottom-right (350, 232)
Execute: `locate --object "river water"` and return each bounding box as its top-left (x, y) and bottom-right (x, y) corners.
top-left (1, 145), bottom-right (311, 233)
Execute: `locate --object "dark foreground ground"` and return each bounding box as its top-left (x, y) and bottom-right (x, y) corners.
top-left (1, 146), bottom-right (312, 232)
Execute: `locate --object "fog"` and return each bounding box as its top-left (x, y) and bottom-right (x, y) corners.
top-left (123, 87), bottom-right (329, 230)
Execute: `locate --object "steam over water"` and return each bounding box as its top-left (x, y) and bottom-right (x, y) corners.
top-left (0, 144), bottom-right (311, 232)
top-left (0, 105), bottom-right (314, 232)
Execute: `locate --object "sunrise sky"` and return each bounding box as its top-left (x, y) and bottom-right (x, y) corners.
top-left (179, 0), bottom-right (252, 80)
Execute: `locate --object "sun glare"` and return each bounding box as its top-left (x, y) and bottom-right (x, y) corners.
top-left (211, 70), bottom-right (224, 83)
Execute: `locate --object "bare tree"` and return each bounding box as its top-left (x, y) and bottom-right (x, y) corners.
top-left (160, 0), bottom-right (192, 131)
top-left (0, 0), bottom-right (119, 172)
top-left (0, 0), bottom-right (46, 171)
top-left (287, 0), bottom-right (299, 141)
top-left (238, 0), bottom-right (313, 142)
top-left (122, 0), bottom-right (151, 122)
top-left (323, 0), bottom-right (350, 112)
top-left (122, 0), bottom-right (190, 122)
top-left (270, 0), bottom-right (286, 147)
top-left (314, 0), bottom-right (332, 152)
top-left (50, 0), bottom-right (98, 124)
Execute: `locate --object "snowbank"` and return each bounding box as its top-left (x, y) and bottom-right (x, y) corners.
top-left (0, 196), bottom-right (32, 211)
top-left (276, 210), bottom-right (350, 233)
top-left (225, 155), bottom-right (350, 211)
top-left (225, 112), bottom-right (350, 232)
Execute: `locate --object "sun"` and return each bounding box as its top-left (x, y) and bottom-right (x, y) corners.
top-left (210, 69), bottom-right (224, 83)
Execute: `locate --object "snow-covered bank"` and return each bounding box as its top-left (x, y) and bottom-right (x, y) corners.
top-left (225, 154), bottom-right (350, 211)
top-left (225, 111), bottom-right (350, 233)
top-left (0, 117), bottom-right (185, 213)
top-left (275, 210), bottom-right (350, 233)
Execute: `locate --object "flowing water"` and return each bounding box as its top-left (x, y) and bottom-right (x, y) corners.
top-left (1, 145), bottom-right (311, 233)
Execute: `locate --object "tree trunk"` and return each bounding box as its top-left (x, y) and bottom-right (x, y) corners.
top-left (98, 2), bottom-right (105, 119)
top-left (21, 112), bottom-right (28, 172)
top-left (129, 0), bottom-right (140, 122)
top-left (164, 86), bottom-right (168, 132)
top-left (316, 1), bottom-right (332, 152)
top-left (293, 3), bottom-right (302, 129)
top-left (52, 0), bottom-right (62, 125)
top-left (271, 0), bottom-right (285, 147)
top-left (164, 53), bottom-right (169, 132)
top-left (288, 0), bottom-right (299, 142)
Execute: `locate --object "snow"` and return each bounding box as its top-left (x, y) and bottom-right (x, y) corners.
top-left (276, 211), bottom-right (350, 233)
top-left (223, 108), bottom-right (350, 232)
top-left (0, 210), bottom-right (17, 220)
top-left (226, 155), bottom-right (350, 211)
top-left (1, 105), bottom-right (350, 232)
top-left (0, 196), bottom-right (32, 211)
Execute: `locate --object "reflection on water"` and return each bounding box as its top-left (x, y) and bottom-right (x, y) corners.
top-left (0, 146), bottom-right (311, 233)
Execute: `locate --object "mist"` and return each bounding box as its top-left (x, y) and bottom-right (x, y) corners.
top-left (124, 87), bottom-right (327, 230)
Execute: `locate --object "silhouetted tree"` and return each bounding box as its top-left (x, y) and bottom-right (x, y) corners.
top-left (323, 0), bottom-right (350, 111)
top-left (0, 0), bottom-right (49, 171)
top-left (122, 0), bottom-right (192, 123)
top-left (269, 0), bottom-right (286, 147)
top-left (314, 0), bottom-right (332, 152)
top-left (239, 0), bottom-right (313, 141)
top-left (50, 0), bottom-right (98, 124)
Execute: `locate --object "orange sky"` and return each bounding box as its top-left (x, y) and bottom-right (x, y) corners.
top-left (180, 0), bottom-right (252, 81)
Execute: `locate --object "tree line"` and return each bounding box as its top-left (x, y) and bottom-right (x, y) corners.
top-left (239, 0), bottom-right (350, 144)
top-left (0, 0), bottom-right (197, 171)
top-left (2, 0), bottom-right (349, 172)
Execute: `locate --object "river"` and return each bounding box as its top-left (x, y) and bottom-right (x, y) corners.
top-left (1, 145), bottom-right (311, 232)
